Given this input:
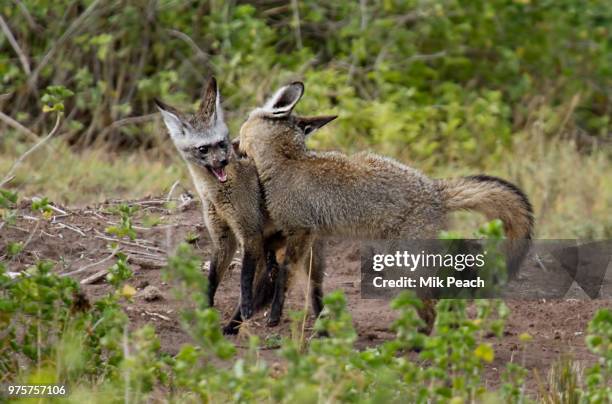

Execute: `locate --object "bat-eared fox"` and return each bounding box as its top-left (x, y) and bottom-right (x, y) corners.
top-left (155, 77), bottom-right (329, 333)
top-left (239, 82), bottom-right (534, 329)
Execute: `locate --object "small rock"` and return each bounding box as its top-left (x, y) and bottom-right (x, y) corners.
top-left (141, 285), bottom-right (163, 301)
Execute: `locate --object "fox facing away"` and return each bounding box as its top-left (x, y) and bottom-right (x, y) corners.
top-left (155, 77), bottom-right (330, 333)
top-left (239, 82), bottom-right (534, 324)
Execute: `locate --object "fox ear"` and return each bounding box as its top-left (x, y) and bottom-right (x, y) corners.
top-left (154, 98), bottom-right (185, 138)
top-left (295, 115), bottom-right (338, 136)
top-left (263, 82), bottom-right (304, 117)
top-left (198, 76), bottom-right (223, 124)
top-left (231, 137), bottom-right (246, 157)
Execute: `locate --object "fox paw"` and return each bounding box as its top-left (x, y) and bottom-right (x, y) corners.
top-left (222, 323), bottom-right (240, 335)
top-left (240, 303), bottom-right (253, 320)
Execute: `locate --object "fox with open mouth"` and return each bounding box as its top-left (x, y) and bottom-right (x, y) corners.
top-left (154, 77), bottom-right (330, 333)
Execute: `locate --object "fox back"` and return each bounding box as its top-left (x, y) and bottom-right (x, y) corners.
top-left (239, 83), bottom-right (445, 238)
top-left (239, 82), bottom-right (533, 274)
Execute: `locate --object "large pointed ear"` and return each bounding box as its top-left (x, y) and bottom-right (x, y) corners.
top-left (262, 82), bottom-right (304, 117)
top-left (154, 98), bottom-right (185, 138)
top-left (197, 76), bottom-right (222, 124)
top-left (295, 115), bottom-right (338, 137)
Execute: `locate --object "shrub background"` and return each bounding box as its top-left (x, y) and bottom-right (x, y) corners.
top-left (0, 0), bottom-right (610, 237)
top-left (0, 2), bottom-right (611, 401)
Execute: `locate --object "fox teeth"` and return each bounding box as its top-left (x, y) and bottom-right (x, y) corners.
top-left (211, 167), bottom-right (227, 182)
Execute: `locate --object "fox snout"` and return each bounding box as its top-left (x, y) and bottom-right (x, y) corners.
top-left (203, 149), bottom-right (229, 183)
top-left (208, 156), bottom-right (229, 183)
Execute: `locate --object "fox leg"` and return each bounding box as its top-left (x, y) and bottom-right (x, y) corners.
top-left (223, 236), bottom-right (281, 334)
top-left (223, 264), bottom-right (275, 334)
top-left (238, 235), bottom-right (268, 320)
top-left (308, 240), bottom-right (326, 318)
top-left (268, 232), bottom-right (313, 327)
top-left (205, 209), bottom-right (237, 308)
top-left (276, 236), bottom-right (326, 318)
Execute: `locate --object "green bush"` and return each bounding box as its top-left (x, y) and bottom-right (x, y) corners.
top-left (1, 1), bottom-right (609, 165)
top-left (1, 239), bottom-right (610, 402)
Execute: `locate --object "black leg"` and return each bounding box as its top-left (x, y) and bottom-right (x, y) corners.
top-left (207, 256), bottom-right (219, 307)
top-left (267, 262), bottom-right (287, 327)
top-left (240, 251), bottom-right (257, 320)
top-left (309, 242), bottom-right (326, 318)
top-left (223, 306), bottom-right (242, 335)
top-left (311, 285), bottom-right (324, 317)
top-left (223, 251), bottom-right (278, 334)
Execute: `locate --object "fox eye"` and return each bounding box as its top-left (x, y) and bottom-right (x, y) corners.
top-left (197, 145), bottom-right (209, 154)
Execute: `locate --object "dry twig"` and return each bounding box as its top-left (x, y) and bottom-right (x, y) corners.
top-left (60, 246), bottom-right (119, 278)
top-left (0, 110), bottom-right (39, 142)
top-left (1, 114), bottom-right (62, 187)
top-left (0, 14), bottom-right (31, 75)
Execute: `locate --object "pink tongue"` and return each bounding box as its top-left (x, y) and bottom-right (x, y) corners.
top-left (212, 167), bottom-right (227, 182)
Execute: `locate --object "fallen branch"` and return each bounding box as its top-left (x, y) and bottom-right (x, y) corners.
top-left (60, 246), bottom-right (119, 278)
top-left (123, 248), bottom-right (166, 260)
top-left (48, 204), bottom-right (67, 215)
top-left (80, 269), bottom-right (108, 285)
top-left (1, 113), bottom-right (62, 187)
top-left (128, 256), bottom-right (166, 269)
top-left (144, 311), bottom-right (171, 322)
top-left (31, 196), bottom-right (68, 216)
top-left (93, 231), bottom-right (166, 253)
top-left (55, 222), bottom-right (86, 237)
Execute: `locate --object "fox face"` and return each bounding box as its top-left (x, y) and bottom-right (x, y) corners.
top-left (239, 82), bottom-right (337, 158)
top-left (155, 77), bottom-right (232, 183)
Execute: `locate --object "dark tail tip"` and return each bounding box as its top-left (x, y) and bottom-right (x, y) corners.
top-left (466, 174), bottom-right (534, 278)
top-left (466, 174), bottom-right (534, 239)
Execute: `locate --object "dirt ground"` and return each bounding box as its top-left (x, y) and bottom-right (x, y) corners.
top-left (1, 196), bottom-right (610, 393)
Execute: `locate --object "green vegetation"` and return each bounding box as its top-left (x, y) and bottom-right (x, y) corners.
top-left (1, 2), bottom-right (611, 401)
top-left (1, 0), bottom-right (609, 236)
top-left (105, 204), bottom-right (139, 241)
top-left (1, 239), bottom-right (610, 402)
top-left (1, 1), bottom-right (610, 151)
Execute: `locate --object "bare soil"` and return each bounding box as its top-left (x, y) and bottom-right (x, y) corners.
top-left (1, 196), bottom-right (609, 393)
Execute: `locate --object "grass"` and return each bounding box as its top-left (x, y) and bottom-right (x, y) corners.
top-left (0, 131), bottom-right (188, 206)
top-left (441, 130), bottom-right (611, 239)
top-left (1, 126), bottom-right (610, 238)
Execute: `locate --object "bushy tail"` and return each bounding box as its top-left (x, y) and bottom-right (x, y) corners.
top-left (437, 175), bottom-right (534, 276)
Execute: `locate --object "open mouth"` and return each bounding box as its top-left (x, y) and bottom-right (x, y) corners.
top-left (209, 166), bottom-right (228, 183)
